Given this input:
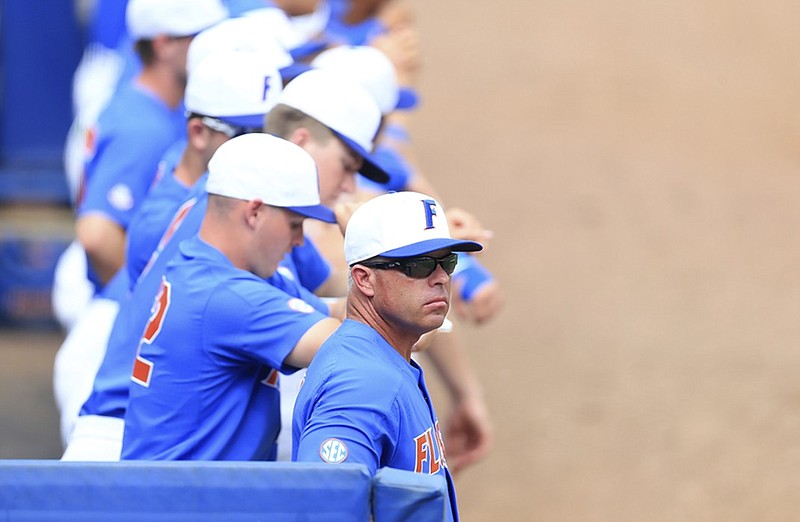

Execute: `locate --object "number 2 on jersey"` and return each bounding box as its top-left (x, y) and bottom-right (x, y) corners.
top-left (131, 277), bottom-right (172, 387)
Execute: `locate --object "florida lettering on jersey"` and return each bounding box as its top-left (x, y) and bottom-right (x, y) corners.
top-left (414, 420), bottom-right (448, 474)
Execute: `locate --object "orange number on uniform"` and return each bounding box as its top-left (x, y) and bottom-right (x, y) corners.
top-left (131, 277), bottom-right (172, 387)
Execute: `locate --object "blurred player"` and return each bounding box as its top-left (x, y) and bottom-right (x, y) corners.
top-left (57, 47), bottom-right (284, 453)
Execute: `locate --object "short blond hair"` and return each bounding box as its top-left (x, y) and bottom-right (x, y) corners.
top-left (263, 104), bottom-right (335, 143)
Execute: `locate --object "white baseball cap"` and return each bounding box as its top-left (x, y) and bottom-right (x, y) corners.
top-left (344, 191), bottom-right (482, 265)
top-left (186, 15), bottom-right (294, 75)
top-left (126, 0), bottom-right (228, 40)
top-left (185, 50), bottom-right (282, 128)
top-left (276, 69), bottom-right (389, 183)
top-left (206, 134), bottom-right (335, 223)
top-left (241, 7), bottom-right (311, 51)
top-left (310, 45), bottom-right (417, 114)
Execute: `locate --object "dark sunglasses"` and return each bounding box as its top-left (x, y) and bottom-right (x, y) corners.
top-left (360, 253), bottom-right (459, 279)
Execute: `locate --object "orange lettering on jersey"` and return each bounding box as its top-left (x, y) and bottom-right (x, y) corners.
top-left (84, 127), bottom-right (96, 156)
top-left (414, 429), bottom-right (432, 473)
top-left (414, 426), bottom-right (446, 475)
top-left (428, 430), bottom-right (441, 474)
top-left (261, 369), bottom-right (280, 388)
top-left (434, 421), bottom-right (448, 468)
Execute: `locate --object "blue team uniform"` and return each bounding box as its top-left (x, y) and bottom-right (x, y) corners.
top-left (81, 181), bottom-right (330, 423)
top-left (121, 236), bottom-right (328, 461)
top-left (81, 188), bottom-right (210, 422)
top-left (323, 0), bottom-right (386, 47)
top-left (77, 81), bottom-right (186, 291)
top-left (293, 319), bottom-right (459, 522)
top-left (286, 241), bottom-right (332, 293)
top-left (125, 139), bottom-right (189, 287)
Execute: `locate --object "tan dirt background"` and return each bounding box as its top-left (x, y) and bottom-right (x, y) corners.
top-left (3, 1), bottom-right (800, 520)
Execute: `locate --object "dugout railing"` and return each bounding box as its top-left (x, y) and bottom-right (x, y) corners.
top-left (0, 460), bottom-right (446, 521)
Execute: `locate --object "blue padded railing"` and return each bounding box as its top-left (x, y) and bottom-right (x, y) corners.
top-left (0, 460), bottom-right (447, 521)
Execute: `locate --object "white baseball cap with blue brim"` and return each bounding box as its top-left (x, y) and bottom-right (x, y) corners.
top-left (275, 69), bottom-right (390, 184)
top-left (186, 12), bottom-right (316, 96)
top-left (185, 50), bottom-right (282, 129)
top-left (310, 45), bottom-right (418, 115)
top-left (126, 0), bottom-right (228, 40)
top-left (344, 191), bottom-right (483, 265)
top-left (206, 134), bottom-right (335, 223)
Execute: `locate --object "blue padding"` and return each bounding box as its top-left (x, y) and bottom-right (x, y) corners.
top-left (0, 461), bottom-right (371, 521)
top-left (372, 468), bottom-right (447, 522)
top-left (0, 168), bottom-right (71, 205)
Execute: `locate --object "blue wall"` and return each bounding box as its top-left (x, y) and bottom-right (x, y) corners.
top-left (0, 0), bottom-right (83, 202)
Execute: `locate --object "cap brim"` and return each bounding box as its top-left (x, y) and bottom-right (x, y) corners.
top-left (287, 204), bottom-right (337, 223)
top-left (279, 62), bottom-right (314, 83)
top-left (289, 41), bottom-right (328, 61)
top-left (218, 114), bottom-right (266, 128)
top-left (333, 132), bottom-right (390, 184)
top-left (395, 87), bottom-right (419, 110)
top-left (380, 238), bottom-right (483, 258)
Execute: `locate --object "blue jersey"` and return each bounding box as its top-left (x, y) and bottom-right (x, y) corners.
top-left (125, 140), bottom-right (191, 287)
top-left (81, 180), bottom-right (331, 422)
top-left (81, 187), bottom-right (209, 421)
top-left (121, 236), bottom-right (328, 461)
top-left (98, 267), bottom-right (131, 304)
top-left (323, 0), bottom-right (386, 46)
top-left (286, 239), bottom-right (332, 294)
top-left (77, 81), bottom-right (186, 290)
top-left (293, 319), bottom-right (459, 522)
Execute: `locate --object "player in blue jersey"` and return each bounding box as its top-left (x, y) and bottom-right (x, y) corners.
top-left (120, 134), bottom-right (341, 461)
top-left (299, 43), bottom-right (501, 473)
top-left (55, 0), bottom-right (228, 443)
top-left (54, 0), bottom-right (227, 336)
top-left (293, 191), bottom-right (481, 522)
top-left (74, 0), bottom-right (227, 293)
top-left (126, 49), bottom-right (286, 287)
top-left (62, 69), bottom-right (390, 461)
top-left (54, 48), bottom-right (284, 448)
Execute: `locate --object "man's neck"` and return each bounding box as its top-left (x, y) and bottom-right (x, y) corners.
top-left (347, 302), bottom-right (419, 362)
top-left (135, 66), bottom-right (184, 109)
top-left (174, 149), bottom-right (208, 188)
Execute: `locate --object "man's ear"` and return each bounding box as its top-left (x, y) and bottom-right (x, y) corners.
top-left (150, 34), bottom-right (171, 59)
top-left (244, 199), bottom-right (264, 228)
top-left (350, 265), bottom-right (375, 297)
top-left (288, 127), bottom-right (312, 148)
top-left (187, 118), bottom-right (211, 149)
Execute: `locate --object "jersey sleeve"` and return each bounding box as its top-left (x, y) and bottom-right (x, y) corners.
top-left (294, 366), bottom-right (401, 474)
top-left (290, 238), bottom-right (332, 294)
top-left (79, 123), bottom-right (176, 229)
top-left (203, 281), bottom-right (329, 373)
top-left (125, 173), bottom-right (190, 285)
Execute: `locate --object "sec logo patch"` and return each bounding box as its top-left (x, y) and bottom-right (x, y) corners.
top-left (288, 298), bottom-right (315, 314)
top-left (319, 438), bottom-right (348, 464)
top-left (108, 183), bottom-right (134, 211)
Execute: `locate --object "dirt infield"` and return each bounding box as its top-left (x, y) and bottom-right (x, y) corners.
top-left (3, 1), bottom-right (800, 520)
